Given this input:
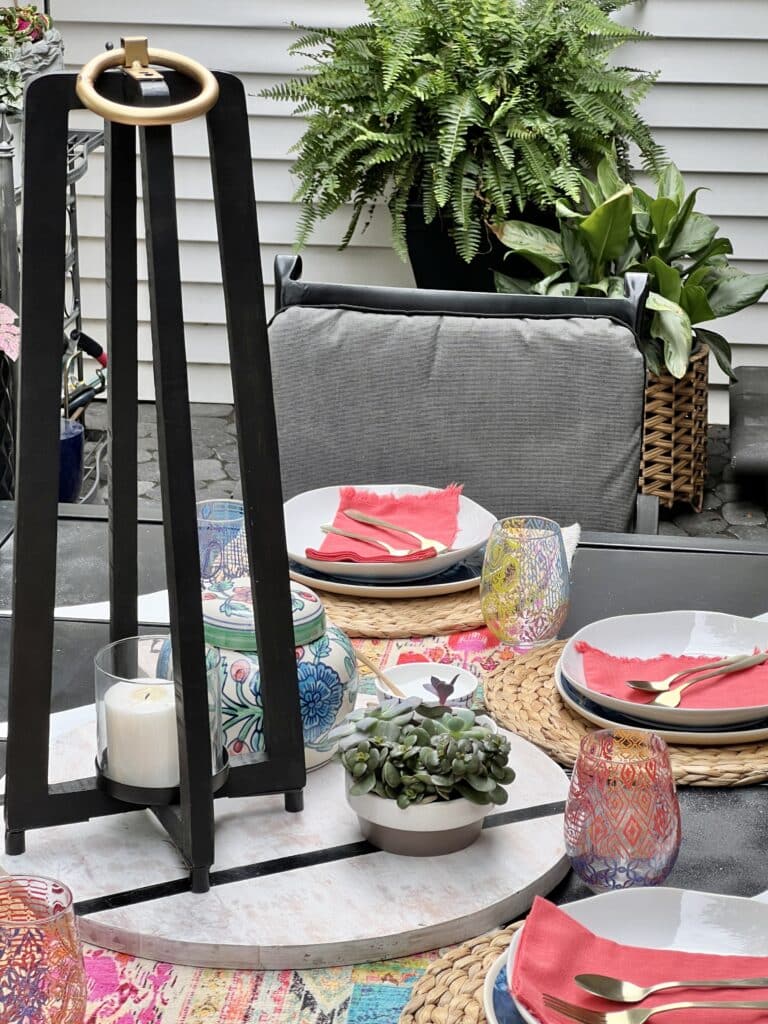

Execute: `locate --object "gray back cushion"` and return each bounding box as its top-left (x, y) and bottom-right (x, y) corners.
top-left (269, 306), bottom-right (645, 532)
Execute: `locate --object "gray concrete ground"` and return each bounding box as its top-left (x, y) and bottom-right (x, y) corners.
top-left (83, 403), bottom-right (768, 540)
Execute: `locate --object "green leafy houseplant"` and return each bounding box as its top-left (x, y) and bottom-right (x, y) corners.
top-left (263, 0), bottom-right (662, 263)
top-left (329, 697), bottom-right (515, 809)
top-left (493, 156), bottom-right (768, 379)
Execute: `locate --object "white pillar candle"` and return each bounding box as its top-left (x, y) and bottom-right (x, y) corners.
top-left (104, 679), bottom-right (179, 788)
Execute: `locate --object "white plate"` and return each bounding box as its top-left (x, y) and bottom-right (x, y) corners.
top-left (284, 484), bottom-right (496, 581)
top-left (555, 657), bottom-right (768, 746)
top-left (505, 888), bottom-right (768, 1024)
top-left (561, 611), bottom-right (768, 727)
top-left (372, 662), bottom-right (479, 707)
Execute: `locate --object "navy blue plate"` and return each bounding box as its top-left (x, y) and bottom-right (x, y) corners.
top-left (289, 549), bottom-right (485, 589)
top-left (491, 956), bottom-right (526, 1024)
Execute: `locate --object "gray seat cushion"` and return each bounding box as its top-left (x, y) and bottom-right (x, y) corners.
top-left (269, 306), bottom-right (645, 532)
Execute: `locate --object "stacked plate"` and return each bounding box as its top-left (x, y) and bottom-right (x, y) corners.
top-left (284, 484), bottom-right (497, 598)
top-left (556, 610), bottom-right (768, 746)
top-left (484, 888), bottom-right (768, 1024)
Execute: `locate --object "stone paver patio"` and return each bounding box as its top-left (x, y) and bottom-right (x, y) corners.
top-left (82, 403), bottom-right (768, 540)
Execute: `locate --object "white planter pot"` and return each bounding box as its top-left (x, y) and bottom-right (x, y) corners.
top-left (346, 782), bottom-right (488, 856)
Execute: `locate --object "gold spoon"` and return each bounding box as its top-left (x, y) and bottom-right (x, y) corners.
top-left (320, 524), bottom-right (416, 557)
top-left (576, 971), bottom-right (768, 1004)
top-left (342, 509), bottom-right (448, 552)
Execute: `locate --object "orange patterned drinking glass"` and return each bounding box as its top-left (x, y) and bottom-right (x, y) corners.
top-left (0, 875), bottom-right (87, 1023)
top-left (564, 729), bottom-right (681, 893)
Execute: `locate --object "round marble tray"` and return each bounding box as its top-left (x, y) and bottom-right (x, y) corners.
top-left (0, 705), bottom-right (569, 969)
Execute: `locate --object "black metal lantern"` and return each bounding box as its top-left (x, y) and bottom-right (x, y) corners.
top-left (3, 40), bottom-right (306, 893)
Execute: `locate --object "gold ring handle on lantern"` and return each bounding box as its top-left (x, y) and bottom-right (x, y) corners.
top-left (76, 36), bottom-right (219, 126)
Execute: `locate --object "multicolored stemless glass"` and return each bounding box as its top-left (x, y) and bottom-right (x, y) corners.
top-left (0, 875), bottom-right (87, 1024)
top-left (197, 499), bottom-right (248, 585)
top-left (479, 516), bottom-right (570, 649)
top-left (564, 729), bottom-right (682, 893)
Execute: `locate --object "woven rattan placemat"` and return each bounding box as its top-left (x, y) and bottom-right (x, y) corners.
top-left (485, 641), bottom-right (768, 786)
top-left (320, 588), bottom-right (484, 638)
top-left (400, 921), bottom-right (523, 1024)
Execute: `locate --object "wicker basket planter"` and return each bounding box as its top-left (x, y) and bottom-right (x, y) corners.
top-left (639, 344), bottom-right (709, 512)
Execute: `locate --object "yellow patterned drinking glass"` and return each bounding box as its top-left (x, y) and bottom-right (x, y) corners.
top-left (0, 875), bottom-right (87, 1023)
top-left (480, 516), bottom-right (570, 649)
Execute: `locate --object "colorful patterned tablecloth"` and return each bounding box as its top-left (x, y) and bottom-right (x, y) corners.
top-left (83, 626), bottom-right (513, 1023)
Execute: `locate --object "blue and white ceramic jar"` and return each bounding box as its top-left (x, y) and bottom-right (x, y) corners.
top-left (202, 578), bottom-right (358, 770)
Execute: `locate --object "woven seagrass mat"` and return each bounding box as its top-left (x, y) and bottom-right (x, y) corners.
top-left (399, 921), bottom-right (523, 1024)
top-left (318, 588), bottom-right (484, 638)
top-left (485, 641), bottom-right (768, 787)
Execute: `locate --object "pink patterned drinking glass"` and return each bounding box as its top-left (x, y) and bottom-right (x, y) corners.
top-left (0, 875), bottom-right (87, 1023)
top-left (564, 729), bottom-right (681, 893)
top-left (480, 516), bottom-right (570, 649)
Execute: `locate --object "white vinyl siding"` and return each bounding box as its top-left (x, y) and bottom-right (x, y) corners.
top-left (54, 2), bottom-right (767, 420)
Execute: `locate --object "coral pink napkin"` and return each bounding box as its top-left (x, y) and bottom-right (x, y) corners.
top-left (575, 640), bottom-right (768, 709)
top-left (512, 897), bottom-right (768, 1023)
top-left (305, 484), bottom-right (462, 563)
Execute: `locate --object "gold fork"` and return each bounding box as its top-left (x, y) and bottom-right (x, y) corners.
top-left (543, 993), bottom-right (768, 1023)
top-left (320, 524), bottom-right (416, 557)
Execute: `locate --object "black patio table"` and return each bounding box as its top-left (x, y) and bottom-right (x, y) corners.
top-left (0, 500), bottom-right (767, 904)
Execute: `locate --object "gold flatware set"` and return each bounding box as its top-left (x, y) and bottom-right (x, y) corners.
top-left (624, 652), bottom-right (768, 707)
top-left (542, 971), bottom-right (768, 1022)
top-left (320, 509), bottom-right (452, 556)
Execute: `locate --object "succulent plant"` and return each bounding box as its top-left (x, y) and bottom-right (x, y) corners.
top-left (329, 698), bottom-right (515, 809)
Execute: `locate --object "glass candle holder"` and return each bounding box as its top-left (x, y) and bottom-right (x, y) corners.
top-left (0, 875), bottom-right (87, 1024)
top-left (480, 516), bottom-right (570, 649)
top-left (564, 728), bottom-right (681, 893)
top-left (95, 634), bottom-right (225, 801)
top-left (197, 499), bottom-right (248, 586)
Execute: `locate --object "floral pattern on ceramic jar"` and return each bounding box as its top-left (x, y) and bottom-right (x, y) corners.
top-left (204, 578), bottom-right (358, 770)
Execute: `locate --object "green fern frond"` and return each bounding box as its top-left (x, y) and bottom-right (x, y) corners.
top-left (263, 0), bottom-right (663, 261)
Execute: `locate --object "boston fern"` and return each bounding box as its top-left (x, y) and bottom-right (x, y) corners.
top-left (263, 0), bottom-right (663, 263)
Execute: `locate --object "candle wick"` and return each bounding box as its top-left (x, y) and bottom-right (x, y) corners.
top-left (144, 691), bottom-right (151, 701)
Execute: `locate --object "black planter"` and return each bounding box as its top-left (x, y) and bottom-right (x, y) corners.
top-left (405, 198), bottom-right (558, 293)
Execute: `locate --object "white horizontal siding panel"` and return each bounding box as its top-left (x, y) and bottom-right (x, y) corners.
top-left (76, 198), bottom-right (394, 251)
top-left (67, 108), bottom-right (304, 161)
top-left (631, 130), bottom-right (768, 175)
top-left (77, 154), bottom-right (297, 203)
top-left (76, 158), bottom-right (768, 222)
top-left (83, 320), bottom-right (233, 365)
top-left (70, 107), bottom-right (768, 173)
top-left (710, 344), bottom-right (768, 388)
top-left (59, 23), bottom-right (302, 74)
top-left (78, 248), bottom-right (413, 320)
top-left (620, 40), bottom-right (768, 85)
top-left (76, 197), bottom-right (409, 270)
top-left (634, 174), bottom-right (768, 219)
top-left (708, 304), bottom-right (768, 348)
top-left (703, 219), bottom-right (768, 262)
top-left (138, 362), bottom-right (233, 404)
top-left (709, 388), bottom-right (727, 425)
top-left (617, 0), bottom-right (768, 40)
top-left (641, 85), bottom-right (768, 130)
top-left (56, 1), bottom-right (369, 29)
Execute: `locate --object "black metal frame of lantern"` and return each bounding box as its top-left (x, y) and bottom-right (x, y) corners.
top-left (3, 41), bottom-right (307, 893)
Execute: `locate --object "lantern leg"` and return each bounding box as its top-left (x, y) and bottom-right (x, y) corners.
top-left (285, 790), bottom-right (304, 813)
top-left (5, 830), bottom-right (25, 855)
